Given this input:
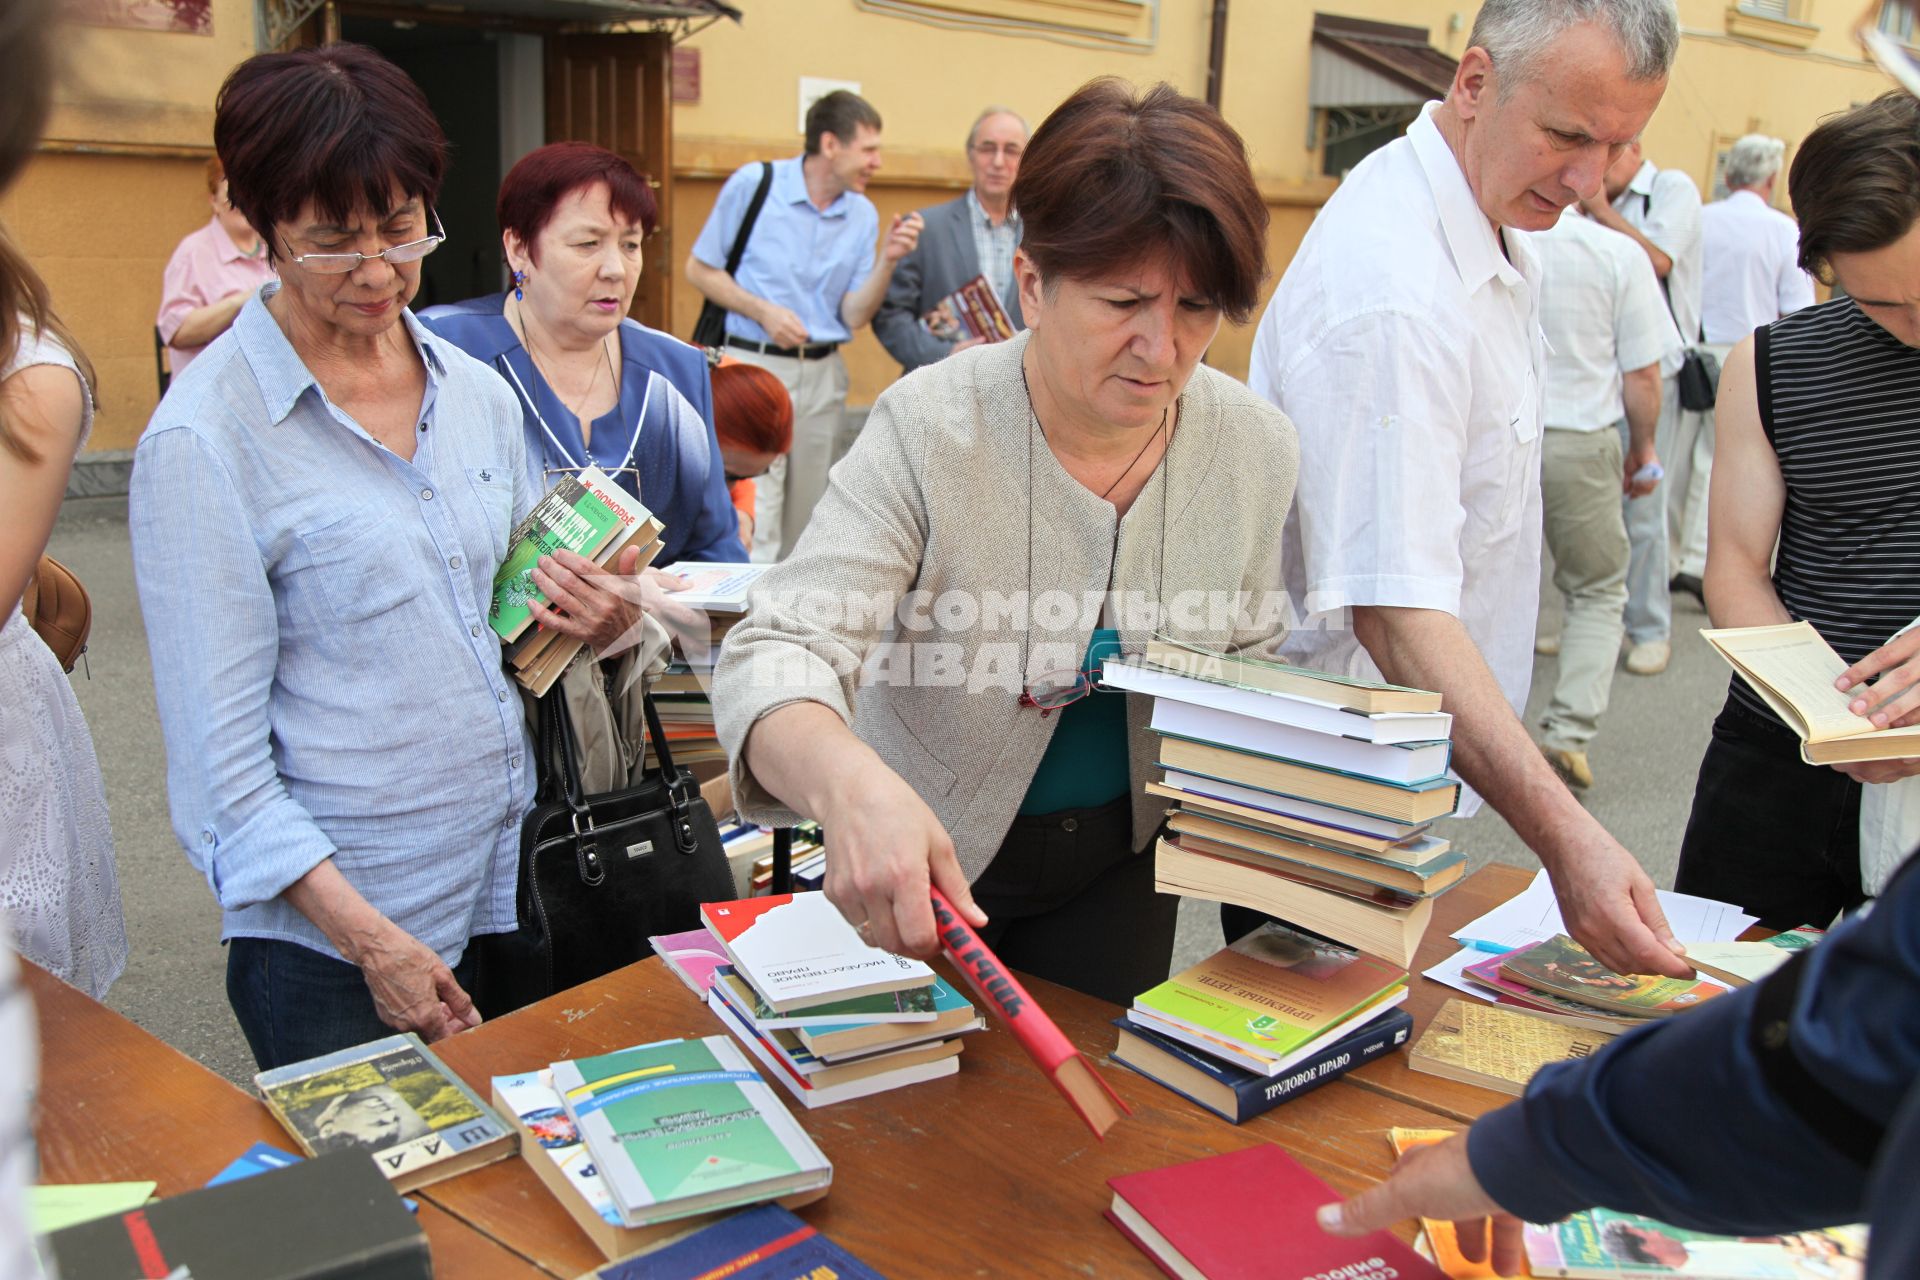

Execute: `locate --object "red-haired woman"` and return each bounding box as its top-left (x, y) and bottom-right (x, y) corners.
top-left (423, 142), bottom-right (745, 569)
top-left (710, 359), bottom-right (793, 554)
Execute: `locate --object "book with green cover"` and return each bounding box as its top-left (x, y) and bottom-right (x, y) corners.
top-left (489, 467), bottom-right (630, 642)
top-left (1524, 1209), bottom-right (1866, 1278)
top-left (1130, 922), bottom-right (1407, 1065)
top-left (1500, 935), bottom-right (1728, 1017)
top-left (792, 976), bottom-right (983, 1061)
top-left (551, 1035), bottom-right (831, 1228)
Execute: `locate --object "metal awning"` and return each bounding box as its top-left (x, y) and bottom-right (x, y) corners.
top-left (1309, 13), bottom-right (1457, 109)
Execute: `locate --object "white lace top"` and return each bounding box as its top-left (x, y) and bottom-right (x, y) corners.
top-left (0, 325), bottom-right (126, 1000)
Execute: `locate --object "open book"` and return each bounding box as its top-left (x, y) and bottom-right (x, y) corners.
top-left (1702, 621), bottom-right (1920, 763)
top-left (923, 274), bottom-right (1016, 344)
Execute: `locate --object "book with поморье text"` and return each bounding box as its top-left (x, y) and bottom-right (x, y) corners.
top-left (699, 890), bottom-right (936, 1013)
top-left (1682, 928), bottom-right (1824, 987)
top-left (1148, 695), bottom-right (1453, 785)
top-left (1146, 778), bottom-right (1447, 860)
top-left (1165, 808), bottom-right (1467, 897)
top-left (1703, 620), bottom-right (1920, 764)
top-left (705, 985), bottom-right (964, 1107)
top-left (1499, 936), bottom-right (1728, 1018)
top-left (551, 1035), bottom-right (832, 1228)
top-left (1156, 734), bottom-right (1461, 825)
top-left (1407, 998), bottom-right (1615, 1098)
top-left (1141, 634), bottom-right (1445, 714)
top-left (1388, 1129), bottom-right (1526, 1278)
top-left (1102, 656), bottom-right (1451, 745)
top-left (1524, 1210), bottom-right (1866, 1279)
top-left (490, 466), bottom-right (649, 642)
top-left (1106, 1143), bottom-right (1447, 1280)
top-left (922, 273), bottom-right (1015, 344)
top-left (44, 1149), bottom-right (428, 1280)
top-left (1131, 921), bottom-right (1408, 1071)
top-left (490, 1066), bottom-right (826, 1261)
top-left (1110, 1006), bottom-right (1413, 1124)
top-left (253, 1033), bottom-right (513, 1193)
top-left (1154, 837), bottom-right (1435, 968)
top-left (584, 1203), bottom-right (888, 1279)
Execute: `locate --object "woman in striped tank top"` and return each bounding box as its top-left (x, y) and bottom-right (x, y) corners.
top-left (1679, 92), bottom-right (1920, 927)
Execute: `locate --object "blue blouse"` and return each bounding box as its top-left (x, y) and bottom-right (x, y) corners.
top-left (420, 294), bottom-right (746, 566)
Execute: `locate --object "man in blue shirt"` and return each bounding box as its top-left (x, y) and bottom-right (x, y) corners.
top-left (686, 90), bottom-right (922, 561)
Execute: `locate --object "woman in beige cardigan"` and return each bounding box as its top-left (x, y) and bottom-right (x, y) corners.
top-left (712, 79), bottom-right (1298, 1003)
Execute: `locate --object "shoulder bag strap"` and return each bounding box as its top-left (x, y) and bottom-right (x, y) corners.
top-left (639, 684), bottom-right (703, 855)
top-left (724, 162), bottom-right (777, 278)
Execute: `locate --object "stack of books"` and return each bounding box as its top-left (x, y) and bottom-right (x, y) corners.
top-left (1448, 933), bottom-right (1731, 1037)
top-left (712, 821), bottom-right (825, 897)
top-left (645, 561), bottom-right (768, 770)
top-left (493, 466), bottom-right (664, 698)
top-left (1111, 920), bottom-right (1415, 1124)
top-left (542, 1035), bottom-right (835, 1235)
top-left (1102, 636), bottom-right (1462, 968)
top-left (690, 892), bottom-right (984, 1107)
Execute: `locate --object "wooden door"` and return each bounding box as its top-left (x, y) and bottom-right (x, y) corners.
top-left (546, 32), bottom-right (673, 332)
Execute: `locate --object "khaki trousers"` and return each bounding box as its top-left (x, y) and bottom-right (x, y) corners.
top-left (727, 346), bottom-right (852, 562)
top-left (1540, 426), bottom-right (1630, 753)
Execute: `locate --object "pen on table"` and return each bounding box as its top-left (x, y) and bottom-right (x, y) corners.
top-left (1456, 937), bottom-right (1514, 955)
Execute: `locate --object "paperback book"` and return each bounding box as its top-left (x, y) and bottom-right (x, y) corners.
top-left (1157, 734), bottom-right (1461, 824)
top-left (551, 1035), bottom-right (832, 1228)
top-left (1524, 1209), bottom-right (1866, 1279)
top-left (1165, 808), bottom-right (1466, 896)
top-left (700, 891), bottom-right (935, 1013)
top-left (1500, 936), bottom-right (1727, 1018)
top-left (923, 273), bottom-right (1016, 343)
top-left (586, 1203), bottom-right (887, 1279)
top-left (659, 561), bottom-right (770, 614)
top-left (706, 986), bottom-right (963, 1108)
top-left (254, 1033), bottom-right (513, 1192)
top-left (1408, 998), bottom-right (1615, 1097)
top-left (490, 466), bottom-right (647, 642)
top-left (1682, 928), bottom-right (1822, 987)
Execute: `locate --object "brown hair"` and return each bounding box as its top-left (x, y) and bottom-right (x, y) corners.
top-left (0, 0), bottom-right (94, 464)
top-left (1011, 78), bottom-right (1268, 323)
top-left (1790, 91), bottom-right (1920, 283)
top-left (804, 90), bottom-right (882, 157)
top-left (214, 43), bottom-right (447, 261)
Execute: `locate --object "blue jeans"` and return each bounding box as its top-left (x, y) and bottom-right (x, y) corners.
top-left (226, 936), bottom-right (479, 1071)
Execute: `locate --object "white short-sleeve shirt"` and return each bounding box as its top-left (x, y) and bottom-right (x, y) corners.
top-left (1611, 160), bottom-right (1703, 370)
top-left (1533, 213), bottom-right (1683, 431)
top-left (1251, 102), bottom-right (1545, 815)
top-left (1700, 189), bottom-right (1817, 345)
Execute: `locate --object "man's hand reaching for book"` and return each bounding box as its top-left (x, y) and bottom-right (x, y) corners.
top-left (1547, 834), bottom-right (1693, 979)
top-left (819, 760), bottom-right (987, 959)
top-left (1317, 1132), bottom-right (1524, 1276)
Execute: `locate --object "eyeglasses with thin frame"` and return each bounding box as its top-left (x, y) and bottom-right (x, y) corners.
top-left (971, 142), bottom-right (1024, 161)
top-left (287, 208), bottom-right (446, 275)
top-left (1017, 635), bottom-right (1129, 717)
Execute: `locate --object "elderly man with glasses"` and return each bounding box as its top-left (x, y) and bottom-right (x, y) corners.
top-left (130, 45), bottom-right (635, 1070)
top-left (874, 106), bottom-right (1030, 375)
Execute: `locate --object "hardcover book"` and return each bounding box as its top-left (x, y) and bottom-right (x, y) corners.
top-left (1499, 936), bottom-right (1728, 1017)
top-left (489, 466), bottom-right (647, 642)
top-left (1131, 922), bottom-right (1408, 1071)
top-left (1140, 634), bottom-right (1445, 714)
top-left (1524, 1208), bottom-right (1866, 1279)
top-left (1106, 1143), bottom-right (1446, 1280)
top-left (585, 1203), bottom-right (887, 1279)
top-left (551, 1035), bottom-right (832, 1227)
top-left (1104, 655), bottom-right (1450, 745)
top-left (1408, 998), bottom-right (1615, 1097)
top-left (1165, 808), bottom-right (1465, 896)
top-left (490, 1067), bottom-right (825, 1261)
top-left (699, 891), bottom-right (936, 1013)
top-left (1110, 1006), bottom-right (1414, 1124)
top-left (1146, 777), bottom-right (1445, 857)
top-left (1156, 734), bottom-right (1462, 825)
top-left (254, 1033), bottom-right (513, 1192)
top-left (44, 1149), bottom-right (429, 1280)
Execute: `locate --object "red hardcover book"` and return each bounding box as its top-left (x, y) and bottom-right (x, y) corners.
top-left (1106, 1144), bottom-right (1445, 1280)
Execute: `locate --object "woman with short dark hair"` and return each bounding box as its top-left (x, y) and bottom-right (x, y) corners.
top-left (129, 45), bottom-right (639, 1069)
top-left (713, 79), bottom-right (1297, 1003)
top-left (423, 142), bottom-right (746, 570)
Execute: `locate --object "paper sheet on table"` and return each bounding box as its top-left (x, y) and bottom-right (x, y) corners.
top-left (1451, 870), bottom-right (1756, 950)
top-left (29, 1181), bottom-right (156, 1234)
top-left (1422, 946), bottom-right (1493, 999)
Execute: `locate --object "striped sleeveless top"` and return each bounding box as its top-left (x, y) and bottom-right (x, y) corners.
top-left (1735, 299), bottom-right (1920, 724)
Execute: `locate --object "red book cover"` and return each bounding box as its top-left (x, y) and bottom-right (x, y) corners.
top-left (1105, 1144), bottom-right (1445, 1280)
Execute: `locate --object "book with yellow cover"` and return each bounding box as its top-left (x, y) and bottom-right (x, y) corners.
top-left (1703, 620), bottom-right (1920, 763)
top-left (1389, 1128), bottom-right (1530, 1278)
top-left (1407, 998), bottom-right (1614, 1097)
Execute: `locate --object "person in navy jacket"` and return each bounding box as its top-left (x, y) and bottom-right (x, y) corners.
top-left (423, 142), bottom-right (745, 571)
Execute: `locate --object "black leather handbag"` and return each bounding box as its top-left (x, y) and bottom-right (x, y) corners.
top-left (1677, 346), bottom-right (1721, 412)
top-left (473, 685), bottom-right (734, 1018)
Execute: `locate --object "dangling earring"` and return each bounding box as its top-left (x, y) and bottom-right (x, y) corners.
top-left (512, 269), bottom-right (527, 301)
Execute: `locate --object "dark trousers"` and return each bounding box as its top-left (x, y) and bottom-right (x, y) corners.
top-left (226, 936), bottom-right (479, 1071)
top-left (968, 795), bottom-right (1178, 1006)
top-left (1675, 696), bottom-right (1867, 930)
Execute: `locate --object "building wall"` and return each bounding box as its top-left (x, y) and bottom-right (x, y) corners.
top-left (5, 0), bottom-right (1902, 452)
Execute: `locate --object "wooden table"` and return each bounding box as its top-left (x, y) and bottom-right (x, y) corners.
top-left (25, 963), bottom-right (550, 1278)
top-left (425, 954), bottom-right (1458, 1278)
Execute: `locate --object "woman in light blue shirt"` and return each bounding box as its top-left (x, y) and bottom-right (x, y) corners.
top-left (130, 45), bottom-right (639, 1070)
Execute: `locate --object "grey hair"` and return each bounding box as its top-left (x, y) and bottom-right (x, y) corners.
top-left (1468, 0), bottom-right (1680, 91)
top-left (1724, 133), bottom-right (1786, 190)
top-left (965, 106), bottom-right (1030, 153)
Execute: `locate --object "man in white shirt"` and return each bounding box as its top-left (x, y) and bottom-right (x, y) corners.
top-left (1678, 135), bottom-right (1818, 594)
top-left (1251, 0), bottom-right (1693, 978)
top-left (1533, 212), bottom-right (1681, 787)
top-left (1583, 140), bottom-right (1703, 676)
